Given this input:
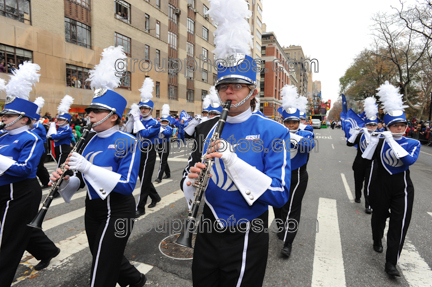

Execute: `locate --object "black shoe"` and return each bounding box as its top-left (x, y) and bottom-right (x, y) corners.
top-left (373, 240), bottom-right (383, 253)
top-left (365, 207), bottom-right (372, 214)
top-left (281, 244), bottom-right (292, 258)
top-left (135, 210), bottom-right (145, 218)
top-left (162, 175), bottom-right (170, 179)
top-left (385, 262), bottom-right (400, 277)
top-left (354, 198), bottom-right (361, 203)
top-left (34, 247), bottom-right (60, 271)
top-left (154, 178), bottom-right (161, 184)
top-left (148, 196), bottom-right (161, 208)
top-left (130, 273), bottom-right (147, 287)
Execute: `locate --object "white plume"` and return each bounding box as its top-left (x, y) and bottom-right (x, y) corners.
top-left (58, 95), bottom-right (74, 115)
top-left (130, 103), bottom-right (139, 115)
top-left (363, 97), bottom-right (378, 119)
top-left (376, 81), bottom-right (408, 113)
top-left (207, 0), bottom-right (253, 59)
top-left (297, 96), bottom-right (308, 114)
top-left (34, 97), bottom-right (45, 114)
top-left (0, 78), bottom-right (6, 92)
top-left (88, 46), bottom-right (126, 90)
top-left (208, 86), bottom-right (220, 105)
top-left (161, 104), bottom-right (170, 117)
top-left (281, 85), bottom-right (299, 111)
top-left (5, 61), bottom-right (40, 100)
top-left (203, 95), bottom-right (211, 109)
top-left (139, 77), bottom-right (154, 102)
top-left (253, 96), bottom-right (260, 113)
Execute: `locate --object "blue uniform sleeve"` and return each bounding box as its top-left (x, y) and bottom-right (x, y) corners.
top-left (51, 127), bottom-right (72, 141)
top-left (5, 135), bottom-right (43, 177)
top-left (400, 140), bottom-right (421, 166)
top-left (162, 126), bottom-right (173, 137)
top-left (113, 136), bottom-right (141, 195)
top-left (138, 120), bottom-right (161, 138)
top-left (256, 130), bottom-right (291, 208)
top-left (297, 131), bottom-right (315, 153)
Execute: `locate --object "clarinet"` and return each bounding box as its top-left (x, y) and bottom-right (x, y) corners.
top-left (176, 100), bottom-right (232, 248)
top-left (28, 123), bottom-right (93, 229)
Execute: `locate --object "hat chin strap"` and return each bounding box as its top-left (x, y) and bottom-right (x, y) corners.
top-left (289, 128), bottom-right (299, 133)
top-left (220, 89), bottom-right (255, 108)
top-left (141, 109), bottom-right (152, 118)
top-left (93, 111), bottom-right (115, 128)
top-left (4, 114), bottom-right (23, 128)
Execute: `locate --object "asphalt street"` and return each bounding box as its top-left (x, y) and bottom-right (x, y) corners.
top-left (12, 128), bottom-right (432, 287)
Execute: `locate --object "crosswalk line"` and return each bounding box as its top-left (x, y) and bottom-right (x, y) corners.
top-left (15, 189), bottom-right (185, 285)
top-left (428, 212), bottom-right (432, 218)
top-left (340, 173), bottom-right (354, 202)
top-left (312, 198), bottom-right (346, 287)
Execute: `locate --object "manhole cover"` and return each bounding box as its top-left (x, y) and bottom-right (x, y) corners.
top-left (159, 233), bottom-right (196, 260)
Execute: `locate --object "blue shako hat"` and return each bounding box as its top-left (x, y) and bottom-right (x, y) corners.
top-left (33, 97), bottom-right (45, 121)
top-left (57, 95), bottom-right (74, 122)
top-left (376, 81), bottom-right (407, 126)
top-left (363, 97), bottom-right (379, 125)
top-left (1, 96), bottom-right (38, 119)
top-left (138, 77), bottom-right (154, 110)
top-left (207, 86), bottom-right (222, 114)
top-left (202, 95), bottom-right (211, 112)
top-left (57, 113), bottom-right (72, 122)
top-left (299, 112), bottom-right (306, 120)
top-left (209, 103), bottom-right (223, 114)
top-left (280, 84), bottom-right (300, 121)
top-left (138, 99), bottom-right (154, 110)
top-left (281, 108), bottom-right (301, 122)
top-left (215, 54), bottom-right (257, 87)
top-left (85, 89), bottom-right (126, 118)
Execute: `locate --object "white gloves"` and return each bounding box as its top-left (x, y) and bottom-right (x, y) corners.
top-left (382, 131), bottom-right (409, 159)
top-left (362, 134), bottom-right (380, 160)
top-left (0, 155), bottom-right (16, 175)
top-left (382, 131), bottom-right (393, 140)
top-left (348, 128), bottom-right (361, 143)
top-left (130, 110), bottom-right (141, 122)
top-left (131, 111), bottom-right (145, 133)
top-left (216, 141), bottom-right (237, 166)
top-left (47, 122), bottom-right (57, 137)
top-left (68, 152), bottom-right (92, 173)
top-left (289, 133), bottom-right (303, 144)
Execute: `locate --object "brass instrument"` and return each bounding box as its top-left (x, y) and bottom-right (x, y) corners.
top-left (28, 123), bottom-right (93, 229)
top-left (176, 100), bottom-right (232, 248)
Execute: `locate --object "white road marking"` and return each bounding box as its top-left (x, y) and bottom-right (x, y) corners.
top-left (341, 173), bottom-right (354, 201)
top-left (332, 144), bottom-right (335, 149)
top-left (312, 198), bottom-right (346, 287)
top-left (420, 151), bottom-right (432, 156)
top-left (428, 212), bottom-right (432, 218)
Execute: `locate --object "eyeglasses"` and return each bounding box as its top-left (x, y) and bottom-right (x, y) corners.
top-left (87, 108), bottom-right (108, 114)
top-left (218, 83), bottom-right (249, 92)
top-left (391, 123), bottom-right (407, 128)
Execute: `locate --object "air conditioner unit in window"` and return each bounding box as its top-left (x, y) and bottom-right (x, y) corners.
top-left (174, 8), bottom-right (181, 15)
top-left (193, 9), bottom-right (198, 13)
top-left (189, 77), bottom-right (193, 80)
top-left (204, 15), bottom-right (209, 20)
top-left (187, 3), bottom-right (193, 8)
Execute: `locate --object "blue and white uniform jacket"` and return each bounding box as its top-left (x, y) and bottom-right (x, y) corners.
top-left (181, 109), bottom-right (291, 227)
top-left (80, 126), bottom-right (141, 200)
top-left (51, 124), bottom-right (73, 147)
top-left (300, 124), bottom-right (314, 133)
top-left (31, 122), bottom-right (47, 144)
top-left (136, 116), bottom-right (160, 147)
top-left (373, 137), bottom-right (420, 175)
top-left (0, 126), bottom-right (43, 185)
top-left (289, 129), bottom-right (315, 170)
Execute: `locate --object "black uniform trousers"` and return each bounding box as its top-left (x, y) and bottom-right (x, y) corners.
top-left (136, 146), bottom-right (160, 213)
top-left (274, 165), bottom-right (308, 246)
top-left (156, 140), bottom-right (170, 180)
top-left (353, 155), bottom-right (372, 208)
top-left (369, 165), bottom-right (414, 266)
top-left (0, 178), bottom-right (40, 286)
top-left (36, 150), bottom-right (50, 186)
top-left (192, 205), bottom-right (269, 287)
top-left (54, 144), bottom-right (71, 168)
top-left (85, 193), bottom-right (141, 287)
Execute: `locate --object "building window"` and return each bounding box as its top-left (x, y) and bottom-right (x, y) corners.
top-left (65, 18), bottom-right (91, 49)
top-left (156, 0), bottom-right (160, 9)
top-left (168, 85), bottom-right (178, 100)
top-left (256, 29), bottom-right (261, 41)
top-left (186, 67), bottom-right (194, 80)
top-left (213, 74), bottom-right (217, 85)
top-left (119, 71), bottom-right (131, 89)
top-left (145, 14), bottom-right (150, 33)
top-left (66, 64), bottom-right (91, 89)
top-left (115, 0), bottom-right (130, 23)
top-left (187, 18), bottom-right (195, 34)
top-left (187, 89), bottom-right (194, 102)
top-left (187, 42), bottom-right (194, 57)
top-left (256, 41), bottom-right (260, 51)
top-left (145, 45), bottom-right (150, 61)
top-left (203, 4), bottom-right (209, 15)
top-left (202, 48), bottom-right (208, 59)
top-left (257, 5), bottom-right (262, 17)
top-left (187, 0), bottom-right (194, 8)
top-left (69, 0), bottom-right (91, 9)
top-left (0, 44), bottom-right (32, 74)
top-left (156, 81), bottom-right (160, 98)
top-left (156, 21), bottom-right (160, 38)
top-left (256, 17), bottom-right (262, 28)
top-left (0, 0), bottom-right (31, 24)
top-left (168, 31), bottom-right (177, 50)
top-left (202, 27), bottom-right (209, 41)
top-left (262, 46), bottom-right (266, 56)
top-left (202, 69), bottom-right (208, 82)
top-left (168, 4), bottom-right (177, 24)
top-left (155, 49), bottom-right (160, 67)
top-left (115, 32), bottom-right (131, 56)
top-left (201, 89), bottom-right (207, 100)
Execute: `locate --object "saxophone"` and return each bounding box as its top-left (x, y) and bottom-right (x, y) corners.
top-left (28, 123), bottom-right (93, 229)
top-left (176, 100), bottom-right (232, 248)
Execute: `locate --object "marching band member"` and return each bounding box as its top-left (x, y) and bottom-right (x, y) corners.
top-left (298, 96), bottom-right (314, 133)
top-left (184, 95), bottom-right (211, 137)
top-left (274, 85), bottom-right (315, 258)
top-left (0, 62), bottom-right (54, 285)
top-left (31, 97), bottom-right (50, 189)
top-left (362, 81), bottom-right (420, 277)
top-left (346, 97), bottom-right (379, 213)
top-left (155, 104), bottom-right (173, 185)
top-left (181, 0), bottom-right (290, 285)
top-left (50, 46), bottom-right (146, 287)
top-left (207, 86), bottom-right (223, 119)
top-left (131, 77), bottom-right (161, 217)
top-left (48, 95), bottom-right (74, 168)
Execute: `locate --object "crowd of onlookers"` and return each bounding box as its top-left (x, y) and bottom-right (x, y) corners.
top-left (405, 119), bottom-right (432, 146)
top-left (0, 58), bottom-right (23, 74)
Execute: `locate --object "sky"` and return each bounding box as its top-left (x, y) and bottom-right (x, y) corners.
top-left (262, 0), bottom-right (418, 107)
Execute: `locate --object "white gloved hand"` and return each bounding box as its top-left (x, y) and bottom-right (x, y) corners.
top-left (348, 128), bottom-right (361, 143)
top-left (382, 131), bottom-right (393, 140)
top-left (369, 133), bottom-right (380, 145)
top-left (131, 110), bottom-right (141, 122)
top-left (68, 152), bottom-right (92, 173)
top-left (216, 140), bottom-right (237, 166)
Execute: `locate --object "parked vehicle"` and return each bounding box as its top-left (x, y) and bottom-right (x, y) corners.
top-left (311, 119), bottom-right (321, 129)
